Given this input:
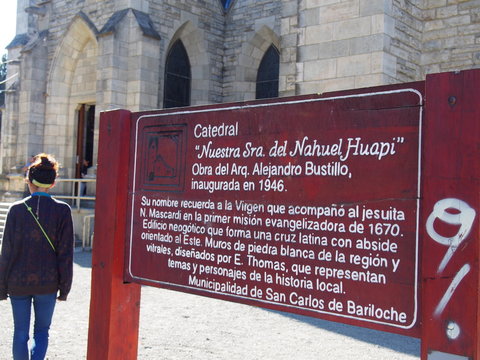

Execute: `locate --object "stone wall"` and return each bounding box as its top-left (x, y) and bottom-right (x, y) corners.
top-left (390, 0), bottom-right (423, 83)
top-left (421, 0), bottom-right (480, 76)
top-left (3, 0), bottom-right (480, 184)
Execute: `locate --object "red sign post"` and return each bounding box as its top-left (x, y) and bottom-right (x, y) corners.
top-left (420, 70), bottom-right (480, 360)
top-left (87, 70), bottom-right (480, 360)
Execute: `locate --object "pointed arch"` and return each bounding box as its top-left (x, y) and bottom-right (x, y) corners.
top-left (256, 45), bottom-right (280, 99)
top-left (229, 25), bottom-right (280, 101)
top-left (47, 13), bottom-right (98, 98)
top-left (44, 13), bottom-right (99, 176)
top-left (161, 21), bottom-right (210, 107)
top-left (163, 40), bottom-right (191, 108)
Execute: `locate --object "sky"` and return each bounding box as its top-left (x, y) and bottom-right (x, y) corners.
top-left (0, 1), bottom-right (17, 56)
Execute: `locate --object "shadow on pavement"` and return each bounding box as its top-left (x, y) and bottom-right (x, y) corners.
top-left (74, 250), bottom-right (92, 268)
top-left (269, 309), bottom-right (420, 357)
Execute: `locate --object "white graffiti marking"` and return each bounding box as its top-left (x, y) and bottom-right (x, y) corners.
top-left (426, 198), bottom-right (476, 273)
top-left (434, 263), bottom-right (471, 317)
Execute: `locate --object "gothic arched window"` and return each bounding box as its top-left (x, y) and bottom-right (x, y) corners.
top-left (163, 40), bottom-right (191, 108)
top-left (256, 45), bottom-right (279, 99)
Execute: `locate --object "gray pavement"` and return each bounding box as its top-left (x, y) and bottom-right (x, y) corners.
top-left (0, 251), bottom-right (420, 359)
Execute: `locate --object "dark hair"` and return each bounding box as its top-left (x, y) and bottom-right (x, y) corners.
top-left (27, 153), bottom-right (59, 187)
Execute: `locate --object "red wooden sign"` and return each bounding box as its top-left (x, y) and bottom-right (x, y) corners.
top-left (88, 70), bottom-right (480, 360)
top-left (125, 85), bottom-right (423, 334)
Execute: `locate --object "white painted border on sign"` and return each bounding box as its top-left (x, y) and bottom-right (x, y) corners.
top-left (127, 89), bottom-right (423, 330)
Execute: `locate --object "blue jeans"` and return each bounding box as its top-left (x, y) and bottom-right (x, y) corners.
top-left (10, 293), bottom-right (57, 360)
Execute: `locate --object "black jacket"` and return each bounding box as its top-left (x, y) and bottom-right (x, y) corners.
top-left (0, 193), bottom-right (74, 300)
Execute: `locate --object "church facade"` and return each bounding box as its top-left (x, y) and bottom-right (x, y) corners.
top-left (1, 0), bottom-right (479, 193)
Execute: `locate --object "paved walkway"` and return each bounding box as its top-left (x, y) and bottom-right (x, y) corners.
top-left (0, 251), bottom-right (420, 359)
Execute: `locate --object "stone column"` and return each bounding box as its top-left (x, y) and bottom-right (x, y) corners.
top-left (17, 41), bottom-right (48, 161)
top-left (280, 0), bottom-right (299, 97)
top-left (96, 8), bottom-right (160, 114)
top-left (295, 0), bottom-right (397, 95)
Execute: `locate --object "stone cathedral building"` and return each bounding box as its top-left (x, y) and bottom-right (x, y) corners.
top-left (1, 0), bottom-right (479, 195)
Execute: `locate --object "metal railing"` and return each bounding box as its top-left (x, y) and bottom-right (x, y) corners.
top-left (54, 178), bottom-right (96, 210)
top-left (54, 178), bottom-right (96, 251)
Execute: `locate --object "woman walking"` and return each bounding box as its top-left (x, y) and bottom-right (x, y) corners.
top-left (0, 153), bottom-right (74, 360)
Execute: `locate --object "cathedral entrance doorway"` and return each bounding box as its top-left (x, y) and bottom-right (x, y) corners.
top-left (76, 104), bottom-right (95, 182)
